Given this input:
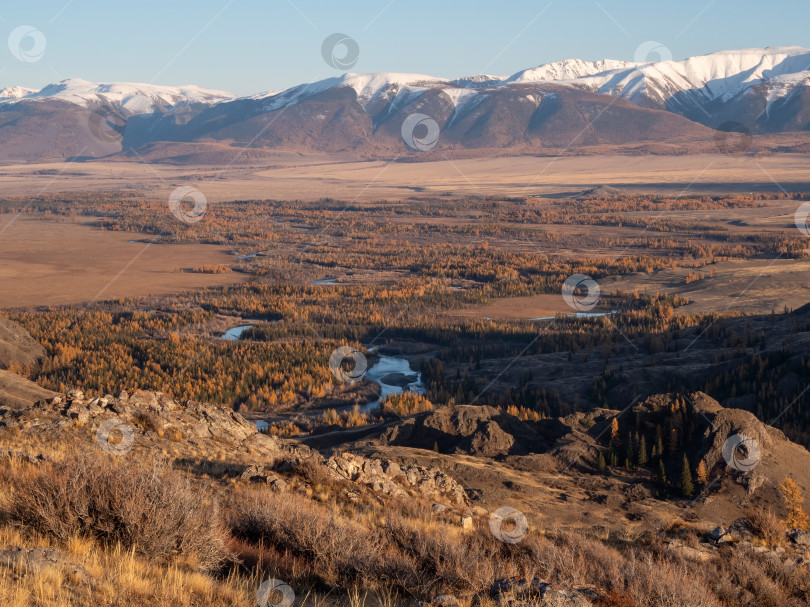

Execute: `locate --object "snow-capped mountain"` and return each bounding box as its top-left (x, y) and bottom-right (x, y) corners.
top-left (0, 78), bottom-right (235, 114)
top-left (559, 46), bottom-right (810, 122)
top-left (506, 58), bottom-right (638, 84)
top-left (0, 47), bottom-right (808, 161)
top-left (234, 46), bottom-right (810, 131)
top-left (0, 85), bottom-right (36, 100)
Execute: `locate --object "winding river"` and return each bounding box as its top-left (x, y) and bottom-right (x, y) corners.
top-left (360, 355), bottom-right (426, 412)
top-left (222, 326), bottom-right (425, 418)
top-left (222, 325), bottom-right (254, 341)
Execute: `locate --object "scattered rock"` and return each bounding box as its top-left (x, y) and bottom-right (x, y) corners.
top-left (542, 588), bottom-right (596, 606)
top-left (461, 515), bottom-right (474, 530)
top-left (665, 541), bottom-right (714, 562)
top-left (420, 594), bottom-right (459, 607)
top-left (708, 526), bottom-right (731, 543)
top-left (65, 402), bottom-right (90, 424)
top-left (465, 488), bottom-right (483, 501)
top-left (726, 519), bottom-right (754, 542)
top-left (0, 546), bottom-right (94, 586)
top-left (0, 449), bottom-right (48, 464)
top-left (489, 579), bottom-right (596, 607)
top-left (790, 530), bottom-right (810, 546)
top-left (326, 452), bottom-right (468, 503)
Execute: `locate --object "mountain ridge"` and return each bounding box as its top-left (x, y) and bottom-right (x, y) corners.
top-left (2, 46), bottom-right (809, 161)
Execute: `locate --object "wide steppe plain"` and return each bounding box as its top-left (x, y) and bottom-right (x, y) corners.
top-left (0, 152), bottom-right (808, 202)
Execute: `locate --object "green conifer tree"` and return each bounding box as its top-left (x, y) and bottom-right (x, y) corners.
top-left (680, 455), bottom-right (694, 497)
top-left (657, 460), bottom-right (667, 487)
top-left (637, 436), bottom-right (648, 467)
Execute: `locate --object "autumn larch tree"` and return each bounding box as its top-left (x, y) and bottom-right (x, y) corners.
top-left (780, 477), bottom-right (810, 530)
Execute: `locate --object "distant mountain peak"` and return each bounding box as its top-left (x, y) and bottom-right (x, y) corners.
top-left (507, 58), bottom-right (638, 83)
top-left (0, 78), bottom-right (235, 115)
top-left (0, 85), bottom-right (36, 99)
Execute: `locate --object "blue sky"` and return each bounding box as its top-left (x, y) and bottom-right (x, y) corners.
top-left (2, 0), bottom-right (808, 95)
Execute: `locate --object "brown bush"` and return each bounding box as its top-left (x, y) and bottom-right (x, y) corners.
top-left (227, 486), bottom-right (810, 607)
top-left (227, 487), bottom-right (536, 596)
top-left (2, 452), bottom-right (233, 572)
top-left (746, 507), bottom-right (784, 548)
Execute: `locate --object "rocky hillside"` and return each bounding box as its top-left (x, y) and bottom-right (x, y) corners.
top-left (0, 387), bottom-right (469, 507)
top-left (0, 316), bottom-right (45, 370)
top-left (1, 385), bottom-right (809, 605)
top-left (0, 317), bottom-right (56, 410)
top-left (305, 392), bottom-right (810, 539)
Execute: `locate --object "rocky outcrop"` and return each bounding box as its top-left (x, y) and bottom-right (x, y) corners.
top-left (377, 405), bottom-right (567, 457)
top-left (0, 387), bottom-right (283, 461)
top-left (631, 392), bottom-right (810, 497)
top-left (325, 452), bottom-right (468, 504)
top-left (0, 384), bottom-right (474, 505)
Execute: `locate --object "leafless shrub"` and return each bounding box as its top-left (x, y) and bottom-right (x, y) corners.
top-left (746, 507), bottom-right (784, 548)
top-left (2, 451), bottom-right (233, 572)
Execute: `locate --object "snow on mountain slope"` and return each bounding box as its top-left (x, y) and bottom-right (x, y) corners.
top-left (250, 72), bottom-right (445, 114)
top-left (341, 72), bottom-right (448, 106)
top-left (507, 58), bottom-right (637, 83)
top-left (0, 86), bottom-right (36, 100)
top-left (0, 78), bottom-right (235, 114)
top-left (244, 47), bottom-right (810, 123)
top-left (573, 46), bottom-right (810, 106)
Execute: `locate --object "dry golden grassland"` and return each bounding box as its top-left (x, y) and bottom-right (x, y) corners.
top-left (0, 153), bottom-right (808, 202)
